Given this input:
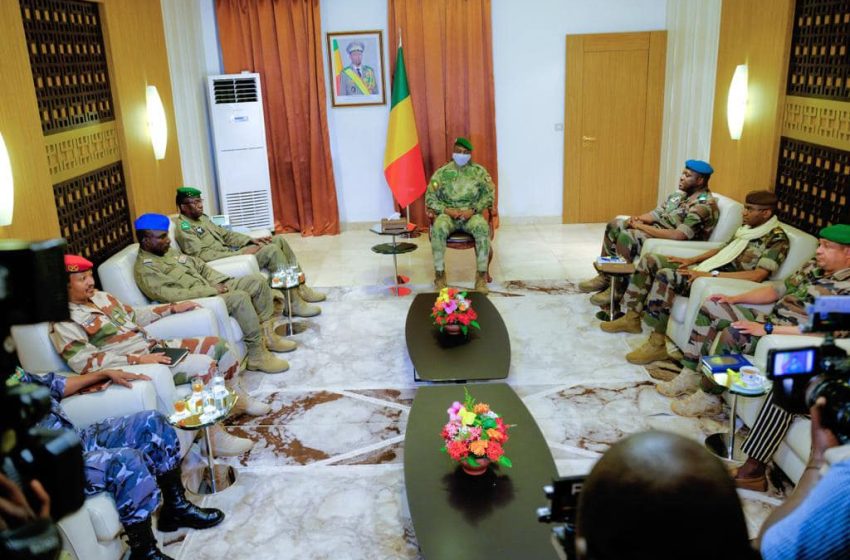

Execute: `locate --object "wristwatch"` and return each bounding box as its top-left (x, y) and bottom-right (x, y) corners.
top-left (710, 270), bottom-right (720, 277)
top-left (764, 322), bottom-right (774, 335)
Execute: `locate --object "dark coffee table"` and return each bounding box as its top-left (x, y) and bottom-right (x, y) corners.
top-left (405, 292), bottom-right (510, 382)
top-left (404, 383), bottom-right (559, 559)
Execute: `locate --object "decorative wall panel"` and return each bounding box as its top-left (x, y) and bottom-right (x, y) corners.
top-left (53, 162), bottom-right (133, 263)
top-left (782, 95), bottom-right (850, 150)
top-left (787, 0), bottom-right (850, 100)
top-left (20, 0), bottom-right (115, 134)
top-left (44, 122), bottom-right (120, 183)
top-left (775, 137), bottom-right (850, 232)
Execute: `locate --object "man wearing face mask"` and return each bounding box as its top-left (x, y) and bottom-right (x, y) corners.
top-left (426, 137), bottom-right (495, 294)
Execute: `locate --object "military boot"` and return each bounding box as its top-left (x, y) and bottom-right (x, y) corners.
top-left (590, 287), bottom-right (611, 307)
top-left (656, 367), bottom-right (701, 397)
top-left (299, 284), bottom-right (327, 303)
top-left (126, 518), bottom-right (174, 560)
top-left (156, 467), bottom-right (225, 532)
top-left (625, 332), bottom-right (668, 364)
top-left (287, 290), bottom-right (321, 317)
top-left (228, 380), bottom-right (272, 417)
top-left (474, 271), bottom-right (489, 295)
top-left (671, 390), bottom-right (723, 417)
top-left (434, 270), bottom-right (447, 290)
top-left (600, 310), bottom-right (641, 334)
top-left (205, 425), bottom-right (254, 457)
top-left (263, 319), bottom-right (297, 353)
top-left (246, 342), bottom-right (290, 374)
top-left (578, 274), bottom-right (609, 293)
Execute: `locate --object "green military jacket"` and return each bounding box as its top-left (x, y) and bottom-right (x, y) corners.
top-left (425, 161), bottom-right (495, 214)
top-left (769, 260), bottom-right (850, 326)
top-left (134, 248), bottom-right (230, 303)
top-left (724, 227), bottom-right (790, 274)
top-left (173, 213), bottom-right (251, 262)
top-left (651, 189), bottom-right (719, 241)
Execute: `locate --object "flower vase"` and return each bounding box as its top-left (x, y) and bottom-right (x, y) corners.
top-left (444, 324), bottom-right (463, 336)
top-left (461, 457), bottom-right (490, 476)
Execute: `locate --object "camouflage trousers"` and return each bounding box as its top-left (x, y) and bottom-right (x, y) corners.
top-left (601, 217), bottom-right (651, 261)
top-left (222, 273), bottom-right (275, 352)
top-left (431, 213), bottom-right (490, 272)
top-left (622, 253), bottom-right (692, 333)
top-left (160, 336), bottom-right (240, 385)
top-left (245, 235), bottom-right (299, 272)
top-left (79, 410), bottom-right (179, 525)
top-left (678, 299), bottom-right (765, 367)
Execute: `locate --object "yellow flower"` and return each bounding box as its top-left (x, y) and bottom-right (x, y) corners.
top-left (469, 439), bottom-right (488, 456)
top-left (459, 407), bottom-right (477, 426)
top-left (473, 403), bottom-right (490, 415)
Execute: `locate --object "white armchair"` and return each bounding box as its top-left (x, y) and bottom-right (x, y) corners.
top-left (97, 244), bottom-right (247, 359)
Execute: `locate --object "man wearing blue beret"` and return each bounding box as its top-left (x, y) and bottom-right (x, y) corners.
top-left (579, 160), bottom-right (720, 307)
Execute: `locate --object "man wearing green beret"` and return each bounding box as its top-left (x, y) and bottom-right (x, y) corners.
top-left (173, 187), bottom-right (323, 318)
top-left (426, 137), bottom-right (495, 294)
top-left (660, 223), bottom-right (850, 420)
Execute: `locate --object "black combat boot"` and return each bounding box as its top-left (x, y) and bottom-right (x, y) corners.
top-left (125, 518), bottom-right (174, 560)
top-left (156, 468), bottom-right (225, 532)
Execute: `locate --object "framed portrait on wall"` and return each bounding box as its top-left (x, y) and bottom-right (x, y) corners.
top-left (326, 30), bottom-right (386, 107)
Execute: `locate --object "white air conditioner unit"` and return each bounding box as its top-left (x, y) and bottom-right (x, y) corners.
top-left (207, 72), bottom-right (274, 230)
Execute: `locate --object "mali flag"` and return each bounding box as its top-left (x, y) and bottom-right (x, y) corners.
top-left (383, 45), bottom-right (426, 208)
top-left (331, 39), bottom-right (343, 95)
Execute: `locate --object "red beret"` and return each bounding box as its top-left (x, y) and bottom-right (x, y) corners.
top-left (64, 254), bottom-right (93, 273)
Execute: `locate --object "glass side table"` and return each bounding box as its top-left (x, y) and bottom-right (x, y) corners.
top-left (704, 371), bottom-right (771, 464)
top-left (271, 266), bottom-right (309, 336)
top-left (370, 223), bottom-right (418, 296)
top-left (592, 260), bottom-right (636, 321)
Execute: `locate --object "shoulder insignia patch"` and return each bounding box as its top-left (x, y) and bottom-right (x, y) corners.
top-left (195, 227), bottom-right (205, 235)
top-left (177, 255), bottom-right (187, 264)
top-left (180, 221), bottom-right (191, 231)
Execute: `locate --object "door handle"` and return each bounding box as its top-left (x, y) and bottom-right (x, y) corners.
top-left (582, 136), bottom-right (597, 142)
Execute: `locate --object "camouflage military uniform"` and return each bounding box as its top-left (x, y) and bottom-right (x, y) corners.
top-left (49, 290), bottom-right (239, 384)
top-left (679, 259), bottom-right (850, 366)
top-left (174, 213), bottom-right (299, 273)
top-left (621, 226), bottom-right (789, 332)
top-left (134, 248), bottom-right (275, 354)
top-left (426, 161), bottom-right (495, 272)
top-left (601, 190), bottom-right (719, 263)
top-left (16, 370), bottom-right (180, 525)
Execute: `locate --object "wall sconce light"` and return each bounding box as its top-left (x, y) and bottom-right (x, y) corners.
top-left (146, 85), bottom-right (168, 160)
top-left (0, 132), bottom-right (14, 226)
top-left (726, 64), bottom-right (748, 140)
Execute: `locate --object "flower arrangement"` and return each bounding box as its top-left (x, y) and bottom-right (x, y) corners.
top-left (430, 287), bottom-right (480, 335)
top-left (441, 388), bottom-right (512, 470)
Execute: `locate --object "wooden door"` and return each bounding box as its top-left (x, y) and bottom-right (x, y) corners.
top-left (563, 32), bottom-right (666, 223)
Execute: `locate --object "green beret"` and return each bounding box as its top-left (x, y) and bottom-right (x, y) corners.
top-left (745, 190), bottom-right (778, 207)
top-left (819, 224), bottom-right (850, 245)
top-left (177, 186), bottom-right (202, 198)
top-left (454, 137), bottom-right (473, 151)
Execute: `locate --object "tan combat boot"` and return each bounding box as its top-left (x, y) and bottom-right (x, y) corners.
top-left (434, 270), bottom-right (447, 290)
top-left (298, 284), bottom-right (327, 303)
top-left (625, 332), bottom-right (668, 363)
top-left (671, 390), bottom-right (723, 417)
top-left (474, 271), bottom-right (489, 295)
top-left (246, 342), bottom-right (290, 374)
top-left (578, 275), bottom-right (609, 293)
top-left (263, 320), bottom-right (297, 353)
top-left (590, 287), bottom-right (611, 307)
top-left (600, 310), bottom-right (642, 334)
top-left (206, 425), bottom-right (254, 456)
top-left (656, 367), bottom-right (701, 397)
top-left (228, 382), bottom-right (272, 416)
top-left (287, 290), bottom-right (321, 318)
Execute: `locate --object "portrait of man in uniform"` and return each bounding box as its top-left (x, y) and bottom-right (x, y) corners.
top-left (327, 30), bottom-right (386, 107)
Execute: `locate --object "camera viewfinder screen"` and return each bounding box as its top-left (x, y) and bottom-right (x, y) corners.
top-left (773, 349), bottom-right (815, 376)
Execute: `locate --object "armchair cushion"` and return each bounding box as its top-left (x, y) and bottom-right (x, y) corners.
top-left (709, 193), bottom-right (743, 243)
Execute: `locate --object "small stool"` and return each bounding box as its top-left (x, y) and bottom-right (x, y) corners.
top-left (592, 260), bottom-right (635, 322)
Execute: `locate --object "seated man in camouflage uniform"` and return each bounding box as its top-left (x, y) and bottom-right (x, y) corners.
top-left (426, 137), bottom-right (495, 294)
top-left (579, 160), bottom-right (720, 308)
top-left (660, 224), bottom-right (850, 418)
top-left (601, 191), bottom-right (788, 365)
top-left (50, 254), bottom-right (257, 456)
top-left (10, 367), bottom-right (224, 560)
top-left (173, 187), bottom-right (322, 318)
top-left (132, 213), bottom-right (292, 375)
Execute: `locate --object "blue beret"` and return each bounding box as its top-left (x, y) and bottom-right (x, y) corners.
top-left (685, 159), bottom-right (714, 176)
top-left (134, 213), bottom-right (170, 231)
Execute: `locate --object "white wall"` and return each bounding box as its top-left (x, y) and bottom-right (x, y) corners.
top-left (492, 0), bottom-right (667, 219)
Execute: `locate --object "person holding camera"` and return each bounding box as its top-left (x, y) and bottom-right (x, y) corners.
top-left (7, 367), bottom-right (225, 560)
top-left (757, 396), bottom-right (850, 559)
top-left (658, 224), bottom-right (850, 418)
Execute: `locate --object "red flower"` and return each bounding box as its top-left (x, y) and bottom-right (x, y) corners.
top-left (458, 314), bottom-right (470, 325)
top-left (486, 441), bottom-right (504, 461)
top-left (447, 440), bottom-right (469, 461)
top-left (468, 309), bottom-right (478, 321)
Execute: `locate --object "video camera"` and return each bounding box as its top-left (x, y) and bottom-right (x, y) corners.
top-left (537, 475), bottom-right (585, 559)
top-left (766, 296), bottom-right (850, 443)
top-left (0, 239), bottom-right (86, 560)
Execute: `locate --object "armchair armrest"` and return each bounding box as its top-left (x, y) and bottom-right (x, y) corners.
top-left (640, 239), bottom-right (725, 259)
top-left (60, 377), bottom-right (158, 427)
top-left (144, 306), bottom-right (219, 340)
top-left (208, 255), bottom-right (260, 278)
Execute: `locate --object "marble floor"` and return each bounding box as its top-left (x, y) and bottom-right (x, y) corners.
top-left (162, 222), bottom-right (783, 559)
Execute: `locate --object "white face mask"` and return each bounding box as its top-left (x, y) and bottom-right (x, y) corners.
top-left (453, 153), bottom-right (471, 166)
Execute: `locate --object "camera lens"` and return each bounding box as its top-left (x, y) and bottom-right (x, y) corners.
top-left (806, 376), bottom-right (850, 443)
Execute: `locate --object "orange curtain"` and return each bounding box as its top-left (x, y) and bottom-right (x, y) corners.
top-left (215, 0), bottom-right (339, 235)
top-left (388, 0), bottom-right (499, 229)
